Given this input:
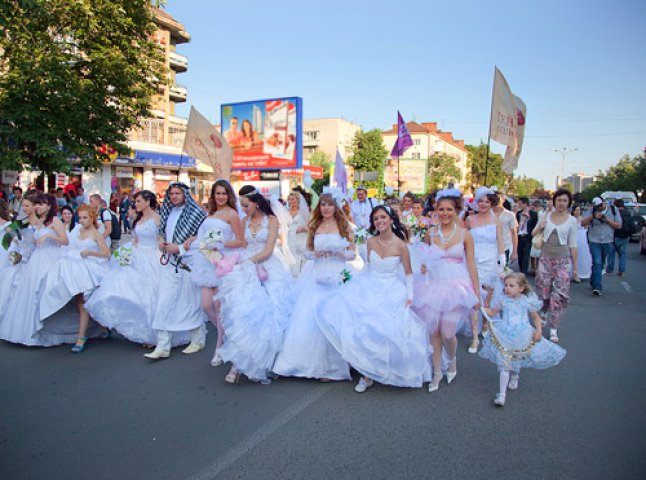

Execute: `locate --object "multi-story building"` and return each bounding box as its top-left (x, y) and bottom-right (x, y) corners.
top-left (303, 118), bottom-right (361, 164)
top-left (381, 121), bottom-right (469, 193)
top-left (80, 8), bottom-right (213, 200)
top-left (557, 173), bottom-right (597, 193)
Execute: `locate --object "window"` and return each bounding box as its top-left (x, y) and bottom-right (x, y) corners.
top-left (414, 138), bottom-right (421, 146)
top-left (304, 130), bottom-right (319, 141)
top-left (412, 152), bottom-right (421, 159)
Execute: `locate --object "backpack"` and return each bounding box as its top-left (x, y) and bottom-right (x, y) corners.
top-left (616, 209), bottom-right (640, 238)
top-left (100, 208), bottom-right (122, 240)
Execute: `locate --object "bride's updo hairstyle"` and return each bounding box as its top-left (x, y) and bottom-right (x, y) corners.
top-left (369, 205), bottom-right (409, 242)
top-left (307, 193), bottom-right (352, 251)
top-left (435, 188), bottom-right (463, 213)
top-left (238, 185), bottom-right (275, 217)
top-left (132, 190), bottom-right (157, 230)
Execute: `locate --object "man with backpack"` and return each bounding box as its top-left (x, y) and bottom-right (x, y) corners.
top-left (581, 197), bottom-right (622, 296)
top-left (606, 199), bottom-right (637, 277)
top-left (90, 194), bottom-right (121, 250)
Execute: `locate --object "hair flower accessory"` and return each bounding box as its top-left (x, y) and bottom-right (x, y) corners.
top-left (474, 186), bottom-right (494, 203)
top-left (322, 186), bottom-right (346, 208)
top-left (435, 188), bottom-right (462, 202)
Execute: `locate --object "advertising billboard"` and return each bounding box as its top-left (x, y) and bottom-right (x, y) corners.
top-left (221, 97), bottom-right (302, 170)
top-left (384, 158), bottom-right (428, 194)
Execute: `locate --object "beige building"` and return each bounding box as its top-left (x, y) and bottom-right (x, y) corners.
top-left (381, 121), bottom-right (469, 192)
top-left (79, 8), bottom-right (214, 201)
top-left (303, 118), bottom-right (361, 164)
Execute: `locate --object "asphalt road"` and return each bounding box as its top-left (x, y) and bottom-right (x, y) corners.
top-left (1, 244), bottom-right (645, 479)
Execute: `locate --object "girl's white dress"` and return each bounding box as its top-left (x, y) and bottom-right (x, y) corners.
top-left (272, 233), bottom-right (353, 381)
top-left (575, 220), bottom-right (592, 279)
top-left (186, 217), bottom-right (237, 288)
top-left (38, 232), bottom-right (110, 340)
top-left (84, 220), bottom-right (189, 346)
top-left (317, 250), bottom-right (432, 387)
top-left (479, 293), bottom-right (566, 372)
top-left (286, 212), bottom-right (308, 277)
top-left (413, 231), bottom-right (479, 333)
top-left (216, 215), bottom-right (293, 381)
top-left (470, 223), bottom-right (501, 288)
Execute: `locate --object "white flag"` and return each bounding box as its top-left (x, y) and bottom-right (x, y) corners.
top-left (183, 106), bottom-right (233, 180)
top-left (489, 67), bottom-right (521, 169)
top-left (502, 94), bottom-right (526, 174)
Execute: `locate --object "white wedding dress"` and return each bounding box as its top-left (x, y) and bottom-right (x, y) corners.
top-left (272, 233), bottom-right (353, 380)
top-left (215, 215), bottom-right (293, 381)
top-left (317, 250), bottom-right (432, 387)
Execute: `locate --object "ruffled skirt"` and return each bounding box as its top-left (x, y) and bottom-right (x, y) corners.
top-left (317, 272), bottom-right (432, 387)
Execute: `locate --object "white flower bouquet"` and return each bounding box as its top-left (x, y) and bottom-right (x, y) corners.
top-left (113, 245), bottom-right (134, 267)
top-left (354, 227), bottom-right (368, 245)
top-left (199, 229), bottom-right (223, 250)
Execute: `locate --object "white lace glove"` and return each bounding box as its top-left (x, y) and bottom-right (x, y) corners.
top-left (406, 274), bottom-right (414, 305)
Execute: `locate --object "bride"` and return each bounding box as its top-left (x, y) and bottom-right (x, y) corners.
top-left (317, 204), bottom-right (431, 392)
top-left (272, 191), bottom-right (355, 381)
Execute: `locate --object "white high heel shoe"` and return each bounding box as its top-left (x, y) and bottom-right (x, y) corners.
top-left (428, 371), bottom-right (443, 393)
top-left (446, 358), bottom-right (457, 384)
top-left (210, 348), bottom-right (223, 367)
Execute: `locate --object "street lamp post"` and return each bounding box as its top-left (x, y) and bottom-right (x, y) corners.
top-left (638, 189), bottom-right (644, 203)
top-left (553, 147), bottom-right (578, 187)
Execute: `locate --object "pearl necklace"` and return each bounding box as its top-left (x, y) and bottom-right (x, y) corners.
top-left (438, 223), bottom-right (457, 245)
top-left (377, 235), bottom-right (394, 247)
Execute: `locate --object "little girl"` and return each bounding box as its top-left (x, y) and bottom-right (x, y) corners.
top-left (479, 272), bottom-right (566, 407)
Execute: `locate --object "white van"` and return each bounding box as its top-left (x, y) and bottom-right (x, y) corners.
top-left (601, 191), bottom-right (637, 204)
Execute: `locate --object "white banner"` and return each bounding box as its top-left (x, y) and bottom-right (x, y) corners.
top-left (489, 67), bottom-right (519, 156)
top-left (502, 95), bottom-right (526, 174)
top-left (183, 106), bottom-right (233, 180)
top-left (115, 166), bottom-right (134, 178)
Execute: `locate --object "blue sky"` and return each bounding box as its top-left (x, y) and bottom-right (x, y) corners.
top-left (166, 0), bottom-right (646, 188)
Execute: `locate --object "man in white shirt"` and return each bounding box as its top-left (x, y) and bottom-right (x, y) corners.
top-left (145, 182), bottom-right (207, 360)
top-left (350, 186), bottom-right (378, 229)
top-left (9, 187), bottom-right (26, 221)
top-left (90, 194), bottom-right (112, 248)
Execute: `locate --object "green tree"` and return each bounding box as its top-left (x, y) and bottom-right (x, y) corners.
top-left (427, 152), bottom-right (462, 191)
top-left (466, 143), bottom-right (511, 191)
top-left (347, 129), bottom-right (388, 192)
top-left (508, 175), bottom-right (544, 197)
top-left (308, 150), bottom-right (331, 169)
top-left (581, 152), bottom-right (646, 201)
top-left (0, 0), bottom-right (166, 174)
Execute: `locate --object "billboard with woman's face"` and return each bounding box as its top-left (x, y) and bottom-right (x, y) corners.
top-left (221, 97), bottom-right (302, 170)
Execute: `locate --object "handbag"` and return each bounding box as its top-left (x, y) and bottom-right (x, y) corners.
top-left (532, 233), bottom-right (544, 250)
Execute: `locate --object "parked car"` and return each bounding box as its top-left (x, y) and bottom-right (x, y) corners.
top-left (641, 223), bottom-right (646, 255)
top-left (629, 204), bottom-right (646, 243)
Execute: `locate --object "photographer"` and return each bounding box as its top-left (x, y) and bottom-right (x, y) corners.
top-left (580, 197), bottom-right (622, 296)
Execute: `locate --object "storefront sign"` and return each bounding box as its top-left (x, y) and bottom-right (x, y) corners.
top-left (259, 170), bottom-right (280, 181)
top-left (115, 166), bottom-right (134, 178)
top-left (1, 170), bottom-right (19, 184)
top-left (155, 169), bottom-right (172, 180)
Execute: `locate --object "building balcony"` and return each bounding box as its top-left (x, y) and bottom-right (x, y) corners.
top-left (169, 84), bottom-right (187, 102)
top-left (169, 51), bottom-right (188, 72)
top-left (169, 115), bottom-right (188, 126)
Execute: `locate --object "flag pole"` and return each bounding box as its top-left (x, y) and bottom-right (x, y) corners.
top-left (485, 67), bottom-right (497, 187)
top-left (397, 152), bottom-right (400, 197)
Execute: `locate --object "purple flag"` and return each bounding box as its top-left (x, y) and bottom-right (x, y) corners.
top-left (333, 148), bottom-right (347, 193)
top-left (390, 111), bottom-right (414, 158)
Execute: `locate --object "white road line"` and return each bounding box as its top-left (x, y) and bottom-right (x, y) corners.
top-left (621, 281), bottom-right (633, 292)
top-left (187, 383), bottom-right (333, 480)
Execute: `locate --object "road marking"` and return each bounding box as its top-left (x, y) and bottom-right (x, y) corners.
top-left (621, 281), bottom-right (633, 292)
top-left (187, 383), bottom-right (333, 480)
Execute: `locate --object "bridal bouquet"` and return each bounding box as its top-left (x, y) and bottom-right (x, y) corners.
top-left (1, 219), bottom-right (29, 250)
top-left (113, 245), bottom-right (134, 267)
top-left (354, 227), bottom-right (368, 245)
top-left (410, 217), bottom-right (430, 240)
top-left (199, 229), bottom-right (223, 250)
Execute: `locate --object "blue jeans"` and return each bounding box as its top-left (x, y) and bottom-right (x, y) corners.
top-left (589, 242), bottom-right (613, 290)
top-left (606, 237), bottom-right (628, 274)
